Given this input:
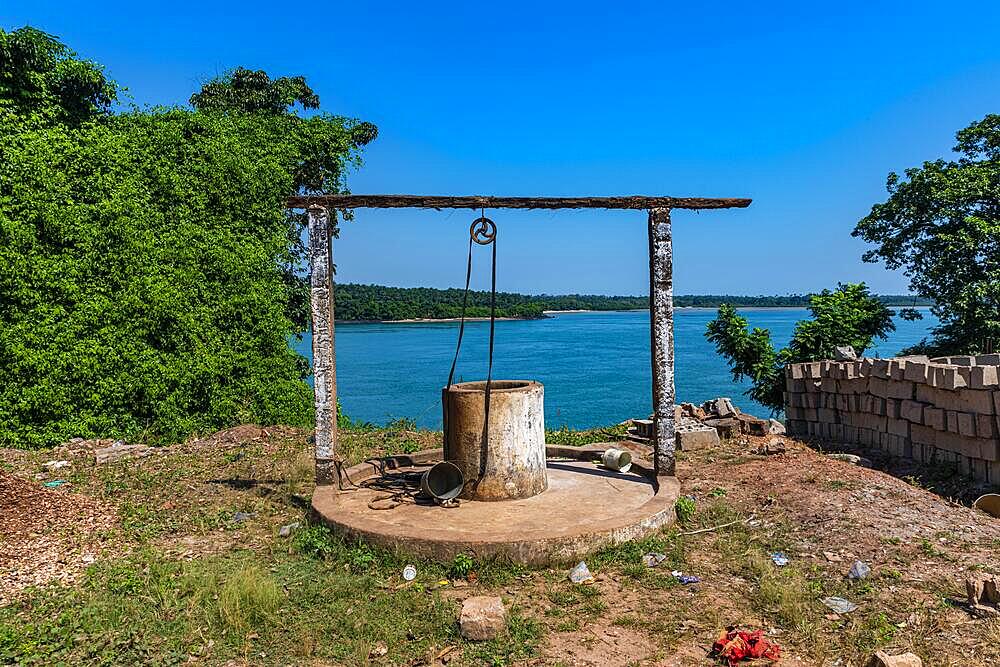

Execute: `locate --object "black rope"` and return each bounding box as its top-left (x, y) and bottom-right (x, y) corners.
top-left (444, 211), bottom-right (498, 487)
top-left (480, 216), bottom-right (497, 481)
top-left (446, 233), bottom-right (475, 390)
top-left (357, 458), bottom-right (427, 510)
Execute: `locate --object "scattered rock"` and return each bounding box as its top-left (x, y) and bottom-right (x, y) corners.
top-left (756, 438), bottom-right (786, 455)
top-left (369, 641), bottom-right (388, 659)
top-left (459, 596), bottom-right (507, 641)
top-left (966, 574), bottom-right (1000, 618)
top-left (94, 441), bottom-right (153, 465)
top-left (866, 650), bottom-right (922, 667)
top-left (848, 561), bottom-right (871, 580)
top-left (821, 596), bottom-right (858, 614)
top-left (824, 551), bottom-right (844, 562)
top-left (834, 345), bottom-right (858, 361)
top-left (233, 511), bottom-right (255, 523)
top-left (278, 522), bottom-right (300, 538)
top-left (767, 419), bottom-right (786, 435)
top-left (826, 453), bottom-right (873, 468)
top-left (42, 460), bottom-right (70, 471)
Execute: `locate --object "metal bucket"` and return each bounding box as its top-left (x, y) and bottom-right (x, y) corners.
top-left (420, 461), bottom-right (465, 503)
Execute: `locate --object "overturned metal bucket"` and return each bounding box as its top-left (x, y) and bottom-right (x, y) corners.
top-left (420, 460), bottom-right (465, 504)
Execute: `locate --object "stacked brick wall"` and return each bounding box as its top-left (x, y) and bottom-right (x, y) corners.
top-left (784, 354), bottom-right (1000, 484)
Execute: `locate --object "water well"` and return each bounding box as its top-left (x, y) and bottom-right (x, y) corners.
top-left (300, 195), bottom-right (752, 564)
top-left (442, 380), bottom-right (546, 501)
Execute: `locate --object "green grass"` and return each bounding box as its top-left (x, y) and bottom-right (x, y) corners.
top-left (0, 539), bottom-right (462, 666)
top-left (216, 565), bottom-right (283, 634)
top-left (460, 607), bottom-right (542, 666)
top-left (544, 423), bottom-right (628, 446)
top-left (6, 421), bottom-right (980, 666)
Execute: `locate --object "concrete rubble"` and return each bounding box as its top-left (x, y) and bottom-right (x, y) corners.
top-left (966, 574), bottom-right (1000, 618)
top-left (94, 442), bottom-right (153, 465)
top-left (459, 596), bottom-right (507, 641)
top-left (835, 345), bottom-right (858, 361)
top-left (54, 437), bottom-right (154, 465)
top-left (629, 397), bottom-right (777, 451)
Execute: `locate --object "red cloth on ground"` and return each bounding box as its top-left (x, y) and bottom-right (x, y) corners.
top-left (711, 627), bottom-right (781, 665)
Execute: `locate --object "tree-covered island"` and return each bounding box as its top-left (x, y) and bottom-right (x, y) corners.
top-left (332, 283), bottom-right (931, 321)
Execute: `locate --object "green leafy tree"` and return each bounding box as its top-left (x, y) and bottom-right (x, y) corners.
top-left (0, 28), bottom-right (375, 447)
top-left (706, 284), bottom-right (895, 412)
top-left (853, 114), bottom-right (1000, 355)
top-left (0, 27), bottom-right (116, 124)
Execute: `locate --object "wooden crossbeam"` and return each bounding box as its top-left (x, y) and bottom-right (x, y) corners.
top-left (287, 194), bottom-right (751, 211)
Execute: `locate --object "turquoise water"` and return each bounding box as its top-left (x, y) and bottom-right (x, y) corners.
top-left (292, 308), bottom-right (937, 429)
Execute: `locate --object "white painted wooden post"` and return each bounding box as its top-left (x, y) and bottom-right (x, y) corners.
top-left (648, 208), bottom-right (676, 476)
top-left (308, 205), bottom-right (338, 485)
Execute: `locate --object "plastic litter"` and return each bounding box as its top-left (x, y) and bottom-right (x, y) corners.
top-left (822, 596), bottom-right (858, 614)
top-left (770, 552), bottom-right (789, 567)
top-left (402, 564), bottom-right (417, 581)
top-left (642, 552), bottom-right (666, 568)
top-left (569, 561), bottom-right (594, 584)
top-left (43, 480), bottom-right (66, 487)
top-left (848, 560), bottom-right (871, 580)
top-left (43, 460), bottom-right (69, 470)
top-left (671, 570), bottom-right (700, 585)
top-left (710, 626), bottom-right (781, 665)
top-left (233, 511), bottom-right (255, 522)
top-left (277, 522), bottom-right (300, 538)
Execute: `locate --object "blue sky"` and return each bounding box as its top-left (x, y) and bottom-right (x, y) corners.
top-left (5, 2), bottom-right (999, 295)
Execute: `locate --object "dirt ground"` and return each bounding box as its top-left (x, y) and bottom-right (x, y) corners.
top-left (2, 425), bottom-right (999, 666)
top-left (528, 433), bottom-right (1000, 666)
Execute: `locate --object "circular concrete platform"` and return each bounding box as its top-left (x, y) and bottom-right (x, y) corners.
top-left (311, 445), bottom-right (679, 565)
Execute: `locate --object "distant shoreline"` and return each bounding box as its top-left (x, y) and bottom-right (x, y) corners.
top-left (335, 304), bottom-right (932, 324)
top-left (331, 284), bottom-right (932, 321)
top-left (337, 315), bottom-right (547, 324)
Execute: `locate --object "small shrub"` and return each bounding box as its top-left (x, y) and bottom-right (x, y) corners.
top-left (346, 541), bottom-right (379, 573)
top-left (675, 497), bottom-right (696, 525)
top-left (292, 524), bottom-right (335, 558)
top-left (450, 553), bottom-right (475, 579)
